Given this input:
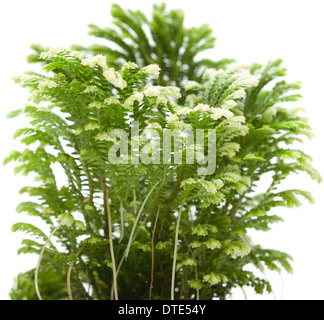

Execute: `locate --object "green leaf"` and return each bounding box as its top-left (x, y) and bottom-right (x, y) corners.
top-left (204, 239), bottom-right (222, 250)
top-left (58, 213), bottom-right (74, 227)
top-left (192, 225), bottom-right (208, 236)
top-left (7, 109), bottom-right (22, 119)
top-left (12, 223), bottom-right (48, 242)
top-left (225, 241), bottom-right (251, 258)
top-left (188, 280), bottom-right (204, 290)
top-left (203, 273), bottom-right (228, 286)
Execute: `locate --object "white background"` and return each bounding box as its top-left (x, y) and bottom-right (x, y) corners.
top-left (0, 0), bottom-right (323, 300)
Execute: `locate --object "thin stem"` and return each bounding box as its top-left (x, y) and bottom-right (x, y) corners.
top-left (67, 225), bottom-right (104, 300)
top-left (119, 200), bottom-right (124, 243)
top-left (188, 207), bottom-right (199, 300)
top-left (125, 182), bottom-right (159, 259)
top-left (133, 189), bottom-right (137, 215)
top-left (171, 201), bottom-right (184, 300)
top-left (149, 205), bottom-right (161, 300)
top-left (279, 272), bottom-right (285, 300)
top-left (104, 188), bottom-right (119, 300)
top-left (111, 213), bottom-right (152, 300)
top-left (35, 222), bottom-right (61, 301)
top-left (35, 198), bottom-right (90, 300)
top-left (111, 255), bottom-right (125, 300)
top-left (195, 267), bottom-right (200, 300)
top-left (82, 163), bottom-right (101, 224)
top-left (183, 230), bottom-right (200, 300)
top-left (99, 174), bottom-right (119, 300)
top-left (67, 242), bottom-right (86, 300)
top-left (238, 285), bottom-right (247, 300)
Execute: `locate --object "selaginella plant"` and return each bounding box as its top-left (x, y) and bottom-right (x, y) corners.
top-left (6, 3), bottom-right (321, 300)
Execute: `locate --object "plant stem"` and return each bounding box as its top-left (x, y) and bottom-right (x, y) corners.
top-left (67, 225), bottom-right (104, 300)
top-left (125, 182), bottom-right (159, 259)
top-left (149, 205), bottom-right (160, 300)
top-left (133, 189), bottom-right (137, 215)
top-left (119, 200), bottom-right (124, 243)
top-left (82, 163), bottom-right (101, 224)
top-left (171, 200), bottom-right (184, 300)
top-left (184, 232), bottom-right (200, 301)
top-left (35, 198), bottom-right (90, 300)
top-left (105, 188), bottom-right (119, 300)
top-left (35, 222), bottom-right (61, 300)
top-left (111, 213), bottom-right (152, 299)
top-left (238, 285), bottom-right (247, 300)
top-left (67, 241), bottom-right (86, 300)
top-left (99, 174), bottom-right (119, 300)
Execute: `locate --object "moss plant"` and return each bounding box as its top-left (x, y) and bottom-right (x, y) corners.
top-left (6, 3), bottom-right (321, 300)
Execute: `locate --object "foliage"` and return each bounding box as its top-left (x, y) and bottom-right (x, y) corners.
top-left (6, 3), bottom-right (320, 300)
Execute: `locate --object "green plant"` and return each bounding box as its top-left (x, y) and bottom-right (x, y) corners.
top-left (6, 3), bottom-right (321, 300)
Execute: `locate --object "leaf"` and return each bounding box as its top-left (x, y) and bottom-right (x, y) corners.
top-left (203, 273), bottom-right (228, 286)
top-left (192, 225), bottom-right (208, 236)
top-left (225, 241), bottom-right (251, 258)
top-left (58, 213), bottom-right (74, 227)
top-left (75, 221), bottom-right (86, 231)
top-left (87, 236), bottom-right (101, 244)
top-left (156, 241), bottom-right (172, 250)
top-left (190, 241), bottom-right (202, 249)
top-left (204, 239), bottom-right (222, 250)
top-left (176, 258), bottom-right (197, 271)
top-left (12, 223), bottom-right (48, 242)
top-left (243, 154), bottom-right (266, 162)
top-left (188, 280), bottom-right (204, 290)
top-left (7, 109), bottom-right (22, 119)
